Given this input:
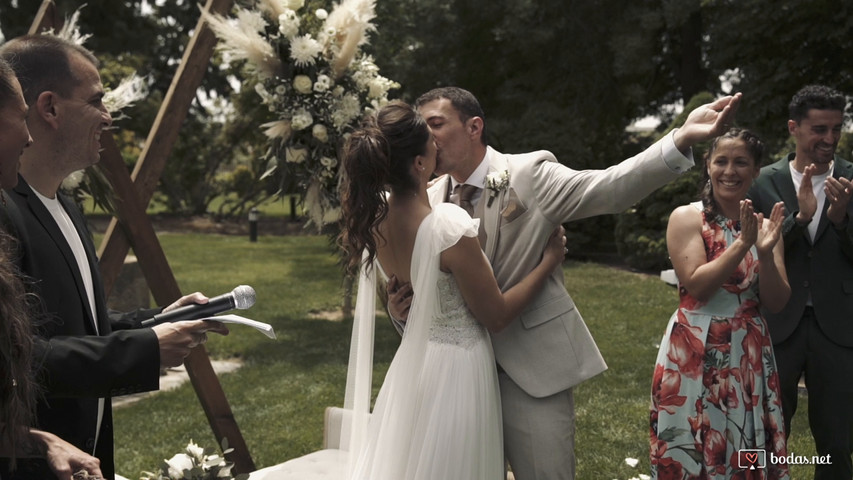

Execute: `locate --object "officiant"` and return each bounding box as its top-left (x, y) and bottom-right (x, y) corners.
top-left (0, 34), bottom-right (229, 480)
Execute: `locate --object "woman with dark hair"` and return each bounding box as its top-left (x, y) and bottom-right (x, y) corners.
top-left (0, 56), bottom-right (102, 480)
top-left (339, 100), bottom-right (566, 479)
top-left (650, 129), bottom-right (790, 479)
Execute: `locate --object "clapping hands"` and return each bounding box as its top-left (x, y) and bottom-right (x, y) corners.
top-left (740, 199), bottom-right (785, 256)
top-left (825, 176), bottom-right (853, 226)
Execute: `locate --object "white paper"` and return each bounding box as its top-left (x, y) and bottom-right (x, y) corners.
top-left (204, 314), bottom-right (276, 339)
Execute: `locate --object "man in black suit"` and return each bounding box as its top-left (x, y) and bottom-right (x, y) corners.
top-left (0, 35), bottom-right (229, 479)
top-left (748, 84), bottom-right (853, 479)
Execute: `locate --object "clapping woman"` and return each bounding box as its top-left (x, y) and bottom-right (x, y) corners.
top-left (650, 129), bottom-right (790, 479)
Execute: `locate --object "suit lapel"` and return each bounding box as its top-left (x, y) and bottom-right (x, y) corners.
top-left (815, 156), bottom-right (853, 241)
top-left (482, 150), bottom-right (508, 262)
top-left (16, 179), bottom-right (100, 334)
top-left (59, 193), bottom-right (110, 334)
top-left (768, 157), bottom-right (798, 209)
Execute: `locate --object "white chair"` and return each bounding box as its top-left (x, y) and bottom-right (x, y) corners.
top-left (248, 407), bottom-right (354, 479)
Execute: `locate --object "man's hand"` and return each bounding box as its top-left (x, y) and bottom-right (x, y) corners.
top-left (673, 93), bottom-right (742, 153)
top-left (825, 176), bottom-right (853, 227)
top-left (162, 291), bottom-right (208, 313)
top-left (796, 164), bottom-right (818, 225)
top-left (29, 429), bottom-right (103, 480)
top-left (153, 319), bottom-right (229, 368)
top-left (386, 274), bottom-right (413, 324)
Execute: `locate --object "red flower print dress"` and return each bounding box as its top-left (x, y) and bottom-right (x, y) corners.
top-left (650, 203), bottom-right (789, 479)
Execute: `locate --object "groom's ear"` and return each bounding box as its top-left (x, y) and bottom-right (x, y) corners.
top-left (467, 116), bottom-right (484, 142)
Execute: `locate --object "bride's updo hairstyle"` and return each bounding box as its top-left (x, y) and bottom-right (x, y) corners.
top-left (340, 100), bottom-right (430, 274)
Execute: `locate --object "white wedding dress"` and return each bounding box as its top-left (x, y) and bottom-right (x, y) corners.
top-left (347, 203), bottom-right (504, 480)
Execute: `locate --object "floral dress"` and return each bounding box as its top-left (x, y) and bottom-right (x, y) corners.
top-left (650, 203), bottom-right (789, 479)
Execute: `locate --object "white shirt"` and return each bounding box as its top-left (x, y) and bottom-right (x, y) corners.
top-left (32, 189), bottom-right (105, 455)
top-left (450, 149), bottom-right (491, 208)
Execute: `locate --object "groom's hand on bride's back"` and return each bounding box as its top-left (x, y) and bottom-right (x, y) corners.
top-left (386, 274), bottom-right (413, 335)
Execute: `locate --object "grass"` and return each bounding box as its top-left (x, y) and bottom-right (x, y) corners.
top-left (109, 232), bottom-right (822, 479)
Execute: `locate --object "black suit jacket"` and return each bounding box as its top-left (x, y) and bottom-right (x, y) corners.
top-left (0, 176), bottom-right (161, 479)
top-left (748, 154), bottom-right (853, 347)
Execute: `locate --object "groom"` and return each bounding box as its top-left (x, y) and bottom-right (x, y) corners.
top-left (388, 86), bottom-right (740, 479)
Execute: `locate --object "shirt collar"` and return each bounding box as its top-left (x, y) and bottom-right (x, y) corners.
top-left (450, 150), bottom-right (490, 191)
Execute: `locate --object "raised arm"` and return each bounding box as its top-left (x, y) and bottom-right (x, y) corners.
top-left (673, 93), bottom-right (742, 154)
top-left (442, 227), bottom-right (566, 333)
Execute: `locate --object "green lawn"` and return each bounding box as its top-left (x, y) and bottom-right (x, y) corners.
top-left (110, 232), bottom-right (821, 479)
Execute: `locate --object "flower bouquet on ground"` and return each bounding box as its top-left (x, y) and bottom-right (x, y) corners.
top-left (140, 439), bottom-right (249, 480)
top-left (203, 0), bottom-right (399, 230)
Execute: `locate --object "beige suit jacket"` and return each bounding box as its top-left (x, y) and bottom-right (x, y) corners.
top-left (428, 134), bottom-right (690, 397)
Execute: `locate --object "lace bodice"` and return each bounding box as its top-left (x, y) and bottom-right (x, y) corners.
top-left (430, 271), bottom-right (487, 349)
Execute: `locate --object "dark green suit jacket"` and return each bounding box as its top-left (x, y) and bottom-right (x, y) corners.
top-left (748, 154), bottom-right (853, 347)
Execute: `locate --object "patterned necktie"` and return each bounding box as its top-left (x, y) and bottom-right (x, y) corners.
top-left (451, 183), bottom-right (480, 216)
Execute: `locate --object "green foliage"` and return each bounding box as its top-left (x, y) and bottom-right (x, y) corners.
top-left (6, 0), bottom-right (853, 250)
top-left (614, 92), bottom-right (715, 270)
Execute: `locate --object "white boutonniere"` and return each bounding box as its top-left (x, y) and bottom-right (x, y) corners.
top-left (485, 170), bottom-right (510, 207)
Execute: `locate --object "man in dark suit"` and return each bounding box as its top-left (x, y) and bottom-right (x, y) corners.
top-left (748, 84), bottom-right (853, 479)
top-left (0, 35), bottom-right (229, 479)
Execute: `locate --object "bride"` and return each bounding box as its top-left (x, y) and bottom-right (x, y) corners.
top-left (339, 100), bottom-right (566, 479)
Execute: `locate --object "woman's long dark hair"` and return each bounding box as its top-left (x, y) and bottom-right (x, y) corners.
top-left (0, 58), bottom-right (37, 465)
top-left (699, 128), bottom-right (765, 218)
top-left (339, 100), bottom-right (430, 274)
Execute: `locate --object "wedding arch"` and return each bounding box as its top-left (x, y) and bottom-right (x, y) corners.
top-left (28, 0), bottom-right (255, 473)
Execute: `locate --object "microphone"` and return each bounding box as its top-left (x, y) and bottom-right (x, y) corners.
top-left (140, 285), bottom-right (256, 327)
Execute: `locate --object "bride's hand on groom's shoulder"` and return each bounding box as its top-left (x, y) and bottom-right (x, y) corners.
top-left (386, 274), bottom-right (413, 324)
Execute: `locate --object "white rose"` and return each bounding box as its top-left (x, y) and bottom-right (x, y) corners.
top-left (293, 75), bottom-right (313, 94)
top-left (285, 146), bottom-right (308, 164)
top-left (166, 453), bottom-right (193, 478)
top-left (312, 124), bottom-right (329, 143)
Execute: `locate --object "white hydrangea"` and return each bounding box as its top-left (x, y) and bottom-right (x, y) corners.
top-left (290, 108), bottom-right (314, 130)
top-left (278, 10), bottom-right (300, 38)
top-left (331, 93), bottom-right (361, 130)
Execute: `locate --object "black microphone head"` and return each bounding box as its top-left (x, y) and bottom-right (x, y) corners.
top-left (233, 285), bottom-right (256, 309)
